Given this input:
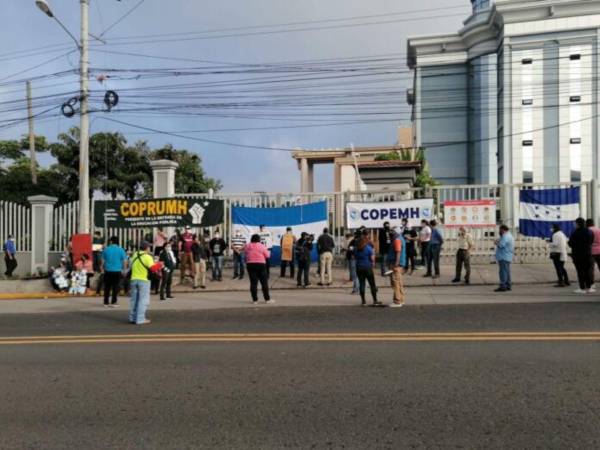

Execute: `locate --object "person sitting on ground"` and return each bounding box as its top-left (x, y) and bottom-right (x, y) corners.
top-left (69, 266), bottom-right (88, 296)
top-left (75, 254), bottom-right (94, 291)
top-left (49, 258), bottom-right (70, 292)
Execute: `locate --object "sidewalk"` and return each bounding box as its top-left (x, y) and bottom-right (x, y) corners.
top-left (0, 262), bottom-right (580, 300)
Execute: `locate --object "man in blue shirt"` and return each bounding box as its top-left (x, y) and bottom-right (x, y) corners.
top-left (495, 225), bottom-right (515, 292)
top-left (101, 236), bottom-right (128, 307)
top-left (426, 220), bottom-right (444, 279)
top-left (3, 235), bottom-right (17, 277)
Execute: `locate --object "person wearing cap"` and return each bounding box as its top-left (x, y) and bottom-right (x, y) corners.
top-left (129, 241), bottom-right (155, 325)
top-left (179, 226), bottom-right (196, 285)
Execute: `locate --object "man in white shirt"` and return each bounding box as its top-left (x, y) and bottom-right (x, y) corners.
top-left (418, 220), bottom-right (432, 271)
top-left (549, 223), bottom-right (570, 287)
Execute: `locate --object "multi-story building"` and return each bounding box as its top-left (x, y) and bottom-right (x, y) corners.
top-left (407, 0), bottom-right (600, 186)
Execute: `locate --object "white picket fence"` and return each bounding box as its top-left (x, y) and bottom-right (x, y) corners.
top-left (0, 200), bottom-right (31, 252)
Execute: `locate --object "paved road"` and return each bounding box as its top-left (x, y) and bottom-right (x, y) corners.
top-left (1, 302), bottom-right (600, 449)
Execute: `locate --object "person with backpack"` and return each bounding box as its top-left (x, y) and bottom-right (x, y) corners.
top-left (129, 241), bottom-right (155, 325)
top-left (295, 232), bottom-right (313, 288)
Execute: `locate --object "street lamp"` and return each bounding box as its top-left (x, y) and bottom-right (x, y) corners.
top-left (35, 0), bottom-right (90, 235)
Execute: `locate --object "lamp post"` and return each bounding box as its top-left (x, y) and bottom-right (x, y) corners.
top-left (35, 0), bottom-right (90, 234)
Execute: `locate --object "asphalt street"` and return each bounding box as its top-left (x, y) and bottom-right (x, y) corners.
top-left (1, 302), bottom-right (600, 449)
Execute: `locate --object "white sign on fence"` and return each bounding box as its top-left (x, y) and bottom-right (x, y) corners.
top-left (346, 199), bottom-right (434, 229)
top-left (443, 200), bottom-right (496, 228)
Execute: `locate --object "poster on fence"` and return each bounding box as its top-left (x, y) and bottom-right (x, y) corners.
top-left (346, 199), bottom-right (434, 229)
top-left (231, 201), bottom-right (327, 264)
top-left (443, 200), bottom-right (496, 228)
top-left (94, 197), bottom-right (224, 228)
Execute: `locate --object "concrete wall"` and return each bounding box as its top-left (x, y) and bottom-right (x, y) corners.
top-left (1, 252), bottom-right (32, 278)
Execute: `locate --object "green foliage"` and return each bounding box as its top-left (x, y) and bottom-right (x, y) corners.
top-left (0, 135), bottom-right (49, 162)
top-left (374, 148), bottom-right (438, 187)
top-left (0, 128), bottom-right (221, 203)
top-left (150, 144), bottom-right (222, 194)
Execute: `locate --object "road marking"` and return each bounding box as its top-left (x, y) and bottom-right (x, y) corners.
top-left (1, 332), bottom-right (600, 345)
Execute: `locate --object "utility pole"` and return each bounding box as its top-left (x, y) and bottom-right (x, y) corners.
top-left (26, 80), bottom-right (37, 185)
top-left (78, 0), bottom-right (90, 234)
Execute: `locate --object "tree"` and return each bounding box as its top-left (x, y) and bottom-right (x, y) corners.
top-left (375, 148), bottom-right (438, 187)
top-left (149, 144), bottom-right (222, 194)
top-left (0, 135), bottom-right (48, 162)
top-left (0, 157), bottom-right (63, 203)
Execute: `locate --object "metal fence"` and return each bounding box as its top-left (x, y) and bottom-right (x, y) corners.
top-left (6, 181), bottom-right (593, 263)
top-left (0, 201), bottom-right (31, 252)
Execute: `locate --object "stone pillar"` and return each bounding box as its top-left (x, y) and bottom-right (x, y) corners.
top-left (300, 158), bottom-right (309, 193)
top-left (307, 162), bottom-right (314, 192)
top-left (28, 195), bottom-right (57, 274)
top-left (150, 159), bottom-right (179, 198)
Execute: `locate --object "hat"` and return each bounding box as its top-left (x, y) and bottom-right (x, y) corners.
top-left (140, 241), bottom-right (151, 250)
top-left (185, 225), bottom-right (191, 230)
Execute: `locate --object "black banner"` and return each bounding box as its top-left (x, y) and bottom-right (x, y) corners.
top-left (94, 197), bottom-right (224, 228)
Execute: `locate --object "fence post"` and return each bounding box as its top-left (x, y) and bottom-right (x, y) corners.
top-left (150, 159), bottom-right (179, 198)
top-left (591, 179), bottom-right (599, 225)
top-left (28, 195), bottom-right (57, 274)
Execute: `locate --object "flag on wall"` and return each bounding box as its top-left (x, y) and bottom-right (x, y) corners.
top-left (231, 201), bottom-right (328, 264)
top-left (519, 187), bottom-right (580, 238)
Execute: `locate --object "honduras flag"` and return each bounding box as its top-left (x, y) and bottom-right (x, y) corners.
top-left (231, 201), bottom-right (328, 264)
top-left (519, 187), bottom-right (580, 238)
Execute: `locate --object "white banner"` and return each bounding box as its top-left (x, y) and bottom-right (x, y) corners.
top-left (346, 199), bottom-right (434, 229)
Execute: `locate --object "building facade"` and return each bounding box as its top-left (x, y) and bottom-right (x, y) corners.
top-left (407, 0), bottom-right (600, 185)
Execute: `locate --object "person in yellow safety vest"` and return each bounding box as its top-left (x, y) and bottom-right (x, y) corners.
top-left (280, 227), bottom-right (297, 278)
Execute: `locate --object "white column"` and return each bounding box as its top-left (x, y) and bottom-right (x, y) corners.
top-left (300, 158), bottom-right (309, 193)
top-left (150, 160), bottom-right (179, 198)
top-left (28, 195), bottom-right (57, 274)
top-left (307, 162), bottom-right (314, 192)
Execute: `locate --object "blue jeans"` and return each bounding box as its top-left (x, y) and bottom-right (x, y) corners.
top-left (233, 253), bottom-right (244, 278)
top-left (129, 280), bottom-right (150, 324)
top-left (349, 259), bottom-right (359, 292)
top-left (212, 255), bottom-right (224, 280)
top-left (498, 260), bottom-right (512, 289)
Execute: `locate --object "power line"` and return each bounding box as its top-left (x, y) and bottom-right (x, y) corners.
top-left (99, 0), bottom-right (146, 38)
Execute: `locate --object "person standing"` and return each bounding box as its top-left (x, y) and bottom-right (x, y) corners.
top-left (387, 229), bottom-right (407, 307)
top-left (427, 220), bottom-right (443, 279)
top-left (158, 241), bottom-right (176, 301)
top-left (191, 235), bottom-right (208, 289)
top-left (586, 219), bottom-right (600, 284)
top-left (231, 229), bottom-right (247, 280)
top-left (317, 228), bottom-right (335, 286)
top-left (419, 220), bottom-right (432, 271)
top-left (153, 227), bottom-right (168, 257)
top-left (101, 236), bottom-right (128, 307)
top-left (378, 222), bottom-right (392, 276)
top-left (209, 231), bottom-right (227, 281)
top-left (258, 225), bottom-right (273, 277)
top-left (3, 234), bottom-right (17, 277)
top-left (549, 224), bottom-right (570, 287)
top-left (295, 232), bottom-right (313, 288)
top-left (401, 219), bottom-right (417, 275)
top-left (244, 234), bottom-right (273, 304)
top-left (355, 231), bottom-right (381, 306)
top-left (92, 231), bottom-right (104, 273)
top-left (569, 217), bottom-right (594, 294)
top-left (452, 226), bottom-right (473, 284)
top-left (179, 226), bottom-right (195, 285)
top-left (345, 232), bottom-right (359, 294)
top-left (129, 242), bottom-right (155, 325)
top-left (494, 225), bottom-right (514, 292)
top-left (280, 227), bottom-right (296, 278)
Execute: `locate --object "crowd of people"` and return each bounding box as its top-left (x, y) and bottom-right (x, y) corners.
top-left (5, 213), bottom-right (600, 325)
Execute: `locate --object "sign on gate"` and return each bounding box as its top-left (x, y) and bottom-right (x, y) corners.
top-left (443, 200), bottom-right (496, 228)
top-left (94, 197), bottom-right (224, 228)
top-left (346, 199), bottom-right (434, 228)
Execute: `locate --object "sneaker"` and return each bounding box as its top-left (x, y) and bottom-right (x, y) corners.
top-left (109, 303), bottom-right (118, 308)
top-left (494, 287), bottom-right (507, 292)
top-left (587, 288), bottom-right (596, 294)
top-left (252, 300), bottom-right (258, 305)
top-left (361, 302), bottom-right (367, 307)
top-left (451, 279), bottom-right (460, 283)
top-left (167, 296), bottom-right (174, 299)
top-left (423, 273), bottom-right (431, 278)
top-left (383, 270), bottom-right (393, 276)
top-left (136, 320), bottom-right (151, 325)
top-left (389, 302), bottom-right (404, 308)
top-left (574, 289), bottom-right (586, 294)
top-left (464, 280), bottom-right (470, 285)
top-left (372, 301), bottom-right (384, 307)
top-left (265, 299), bottom-right (275, 304)
top-left (160, 297), bottom-right (166, 301)
top-left (103, 304), bottom-right (109, 308)
top-left (317, 282), bottom-right (324, 286)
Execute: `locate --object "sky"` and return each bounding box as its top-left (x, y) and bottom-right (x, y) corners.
top-left (0, 0), bottom-right (470, 193)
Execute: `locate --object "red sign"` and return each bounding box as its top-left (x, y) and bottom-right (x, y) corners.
top-left (443, 200), bottom-right (496, 228)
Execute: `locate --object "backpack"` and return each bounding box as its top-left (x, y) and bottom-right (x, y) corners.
top-left (128, 252), bottom-right (161, 283)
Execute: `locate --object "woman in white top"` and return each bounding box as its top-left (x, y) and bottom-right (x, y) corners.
top-left (549, 223), bottom-right (570, 287)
